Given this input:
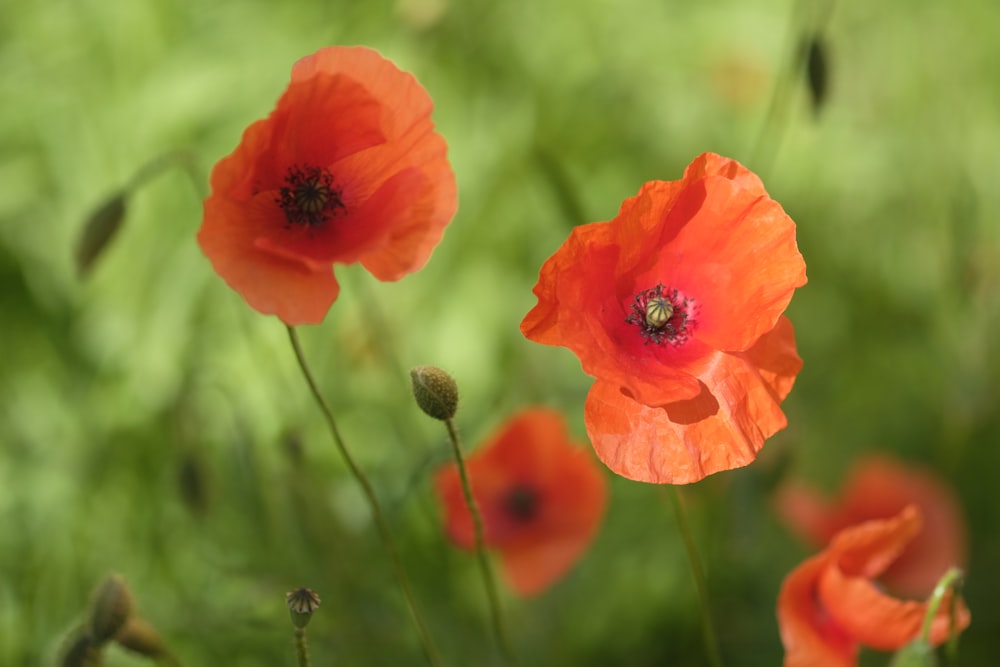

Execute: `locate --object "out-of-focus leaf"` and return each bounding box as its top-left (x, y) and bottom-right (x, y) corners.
top-left (75, 191), bottom-right (128, 278)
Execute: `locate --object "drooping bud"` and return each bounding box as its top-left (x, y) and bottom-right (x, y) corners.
top-left (88, 574), bottom-right (134, 644)
top-left (410, 366), bottom-right (459, 421)
top-left (286, 588), bottom-right (321, 629)
top-left (76, 191), bottom-right (128, 278)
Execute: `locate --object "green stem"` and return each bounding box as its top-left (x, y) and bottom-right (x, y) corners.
top-left (443, 418), bottom-right (518, 667)
top-left (919, 566), bottom-right (964, 667)
top-left (293, 628), bottom-right (311, 667)
top-left (286, 327), bottom-right (444, 667)
top-left (668, 487), bottom-right (723, 667)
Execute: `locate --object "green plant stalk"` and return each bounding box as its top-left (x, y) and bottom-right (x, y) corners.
top-left (287, 327), bottom-right (443, 667)
top-left (668, 487), bottom-right (723, 667)
top-left (443, 417), bottom-right (519, 667)
top-left (293, 628), bottom-right (311, 667)
top-left (919, 566), bottom-right (964, 667)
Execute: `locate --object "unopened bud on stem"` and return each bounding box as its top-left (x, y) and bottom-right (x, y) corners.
top-left (410, 366), bottom-right (458, 421)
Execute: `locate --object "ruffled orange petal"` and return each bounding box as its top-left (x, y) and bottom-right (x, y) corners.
top-left (830, 457), bottom-right (968, 597)
top-left (585, 318), bottom-right (799, 483)
top-left (521, 217), bottom-right (705, 406)
top-left (199, 195), bottom-right (339, 324)
top-left (778, 553), bottom-right (857, 667)
top-left (199, 46), bottom-right (456, 324)
top-left (616, 155), bottom-right (806, 353)
top-left (819, 507), bottom-right (970, 650)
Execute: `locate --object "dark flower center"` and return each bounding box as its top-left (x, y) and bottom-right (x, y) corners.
top-left (625, 283), bottom-right (696, 345)
top-left (276, 165), bottom-right (346, 227)
top-left (504, 485), bottom-right (540, 523)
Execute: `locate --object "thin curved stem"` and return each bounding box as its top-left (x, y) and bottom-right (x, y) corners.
top-left (443, 417), bottom-right (518, 667)
top-left (668, 487), bottom-right (723, 667)
top-left (286, 326), bottom-right (443, 667)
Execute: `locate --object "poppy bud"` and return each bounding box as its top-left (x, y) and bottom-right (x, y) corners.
top-left (88, 573), bottom-right (134, 644)
top-left (286, 588), bottom-right (321, 629)
top-left (410, 366), bottom-right (459, 421)
top-left (76, 191), bottom-right (128, 278)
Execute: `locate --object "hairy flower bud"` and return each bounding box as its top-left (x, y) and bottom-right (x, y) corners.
top-left (89, 574), bottom-right (134, 644)
top-left (410, 366), bottom-right (459, 421)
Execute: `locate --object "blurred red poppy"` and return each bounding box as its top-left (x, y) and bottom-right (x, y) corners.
top-left (198, 46), bottom-right (457, 325)
top-left (774, 454), bottom-right (967, 598)
top-left (521, 153), bottom-right (806, 483)
top-left (435, 408), bottom-right (607, 596)
top-left (778, 506), bottom-right (970, 667)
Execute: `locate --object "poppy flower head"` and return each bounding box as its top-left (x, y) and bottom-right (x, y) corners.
top-left (198, 46), bottom-right (457, 325)
top-left (521, 153), bottom-right (806, 484)
top-left (774, 454), bottom-right (967, 598)
top-left (777, 506), bottom-right (971, 667)
top-left (434, 408), bottom-right (607, 596)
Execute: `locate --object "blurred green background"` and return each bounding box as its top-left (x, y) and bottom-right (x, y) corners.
top-left (2, 0), bottom-right (999, 664)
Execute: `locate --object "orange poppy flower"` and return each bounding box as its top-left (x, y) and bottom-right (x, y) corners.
top-left (198, 46), bottom-right (457, 325)
top-left (521, 153), bottom-right (806, 484)
top-left (435, 408), bottom-right (607, 596)
top-left (774, 454), bottom-right (967, 598)
top-left (777, 506), bottom-right (970, 667)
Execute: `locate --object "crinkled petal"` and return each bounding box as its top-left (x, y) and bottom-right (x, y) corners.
top-left (778, 552), bottom-right (858, 667)
top-left (819, 507), bottom-right (971, 650)
top-left (585, 318), bottom-right (799, 483)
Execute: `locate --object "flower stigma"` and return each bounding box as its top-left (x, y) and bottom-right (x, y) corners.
top-left (626, 283), bottom-right (696, 345)
top-left (277, 165), bottom-right (346, 227)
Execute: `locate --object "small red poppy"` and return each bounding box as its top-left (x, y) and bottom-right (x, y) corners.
top-left (777, 506), bottom-right (970, 667)
top-left (774, 454), bottom-right (967, 598)
top-left (435, 408), bottom-right (607, 596)
top-left (521, 153), bottom-right (806, 484)
top-left (198, 46), bottom-right (457, 325)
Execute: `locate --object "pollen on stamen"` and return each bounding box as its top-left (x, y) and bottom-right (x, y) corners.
top-left (625, 283), bottom-right (696, 346)
top-left (276, 165), bottom-right (346, 227)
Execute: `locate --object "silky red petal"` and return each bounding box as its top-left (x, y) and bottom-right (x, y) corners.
top-left (199, 46), bottom-right (456, 323)
top-left (818, 507), bottom-right (971, 650)
top-left (198, 196), bottom-right (338, 324)
top-left (780, 508), bottom-right (972, 666)
top-left (774, 455), bottom-right (968, 598)
top-left (585, 318), bottom-right (799, 483)
top-left (521, 153), bottom-right (803, 410)
top-left (434, 408), bottom-right (607, 596)
top-left (521, 217), bottom-right (704, 406)
top-left (778, 553), bottom-right (857, 667)
top-left (828, 457), bottom-right (968, 597)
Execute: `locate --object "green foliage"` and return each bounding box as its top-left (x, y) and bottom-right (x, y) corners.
top-left (2, 0), bottom-right (999, 664)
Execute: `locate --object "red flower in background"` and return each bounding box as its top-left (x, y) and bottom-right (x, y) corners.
top-left (521, 153), bottom-right (806, 484)
top-left (435, 408), bottom-right (607, 596)
top-left (198, 46), bottom-right (457, 325)
top-left (774, 454), bottom-right (967, 598)
top-left (778, 506), bottom-right (970, 667)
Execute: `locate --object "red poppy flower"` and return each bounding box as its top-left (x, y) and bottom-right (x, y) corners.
top-left (521, 153), bottom-right (806, 484)
top-left (434, 408), bottom-right (607, 596)
top-left (198, 46), bottom-right (457, 325)
top-left (774, 454), bottom-right (967, 598)
top-left (777, 506), bottom-right (970, 667)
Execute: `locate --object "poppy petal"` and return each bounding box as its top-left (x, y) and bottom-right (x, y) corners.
top-left (778, 552), bottom-right (858, 667)
top-left (585, 318), bottom-right (799, 483)
top-left (435, 408), bottom-right (606, 596)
